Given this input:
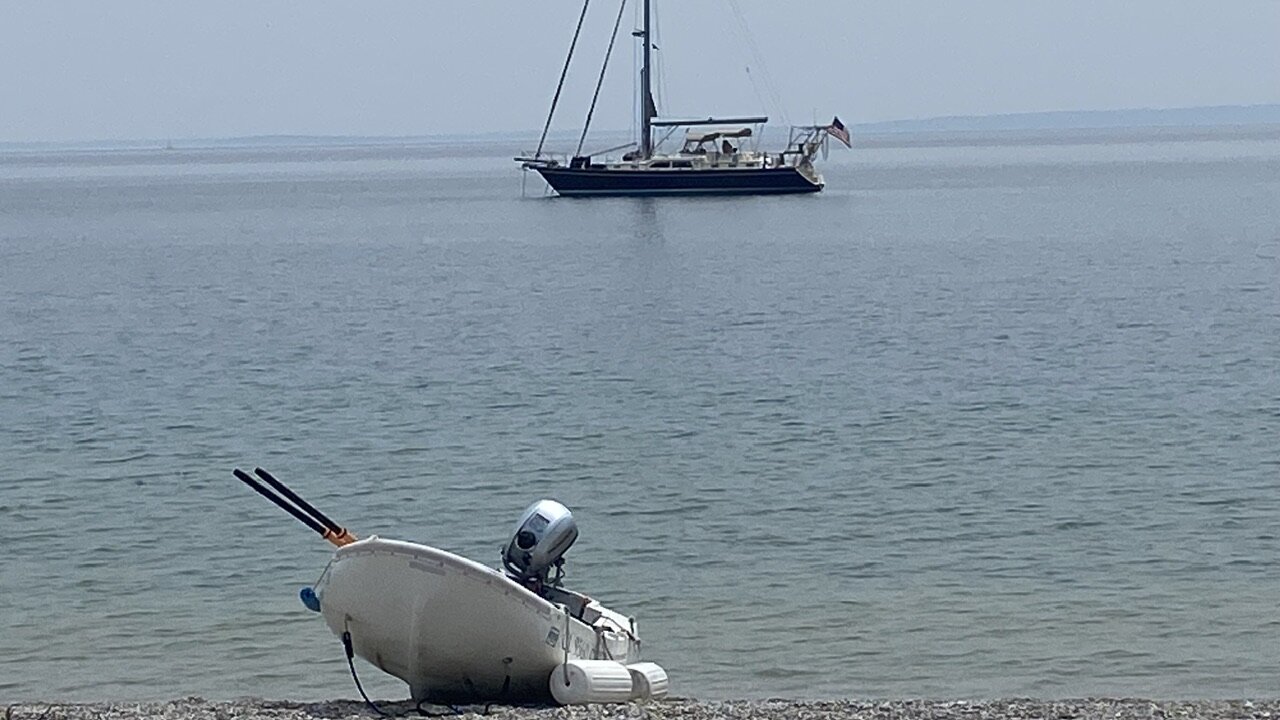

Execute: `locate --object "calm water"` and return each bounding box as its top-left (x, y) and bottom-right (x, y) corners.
top-left (1, 127), bottom-right (1278, 702)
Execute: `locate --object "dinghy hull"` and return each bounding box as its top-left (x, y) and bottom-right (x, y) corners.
top-left (314, 537), bottom-right (641, 703)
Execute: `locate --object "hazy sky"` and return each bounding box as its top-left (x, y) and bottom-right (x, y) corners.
top-left (3, 1), bottom-right (1279, 142)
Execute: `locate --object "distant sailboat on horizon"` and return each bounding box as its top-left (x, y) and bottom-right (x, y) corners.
top-left (517, 0), bottom-right (850, 197)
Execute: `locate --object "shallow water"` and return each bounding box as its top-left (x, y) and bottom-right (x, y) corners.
top-left (1, 127), bottom-right (1278, 702)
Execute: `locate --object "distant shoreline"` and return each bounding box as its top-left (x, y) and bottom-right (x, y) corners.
top-left (6, 697), bottom-right (1280, 720)
top-left (1, 122), bottom-right (1278, 157)
top-left (855, 103), bottom-right (1280, 134)
top-left (2, 103), bottom-right (1278, 153)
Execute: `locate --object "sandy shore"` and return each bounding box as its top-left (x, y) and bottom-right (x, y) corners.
top-left (6, 698), bottom-right (1280, 720)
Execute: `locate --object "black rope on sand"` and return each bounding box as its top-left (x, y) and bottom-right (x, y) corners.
top-left (340, 626), bottom-right (477, 717)
top-left (343, 630), bottom-right (390, 717)
top-left (414, 700), bottom-right (464, 718)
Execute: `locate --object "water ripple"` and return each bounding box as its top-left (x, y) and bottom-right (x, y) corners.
top-left (3, 132), bottom-right (1279, 702)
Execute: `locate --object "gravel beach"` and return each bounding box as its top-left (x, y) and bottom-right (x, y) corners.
top-left (7, 698), bottom-right (1280, 720)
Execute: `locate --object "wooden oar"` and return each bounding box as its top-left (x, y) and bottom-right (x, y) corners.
top-left (232, 467), bottom-right (358, 547)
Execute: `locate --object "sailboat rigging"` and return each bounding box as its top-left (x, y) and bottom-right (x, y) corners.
top-left (517, 0), bottom-right (846, 197)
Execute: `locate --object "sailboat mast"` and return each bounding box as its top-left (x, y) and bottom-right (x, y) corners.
top-left (640, 0), bottom-right (653, 158)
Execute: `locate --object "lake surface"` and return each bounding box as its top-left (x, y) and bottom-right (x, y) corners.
top-left (1, 126), bottom-right (1278, 702)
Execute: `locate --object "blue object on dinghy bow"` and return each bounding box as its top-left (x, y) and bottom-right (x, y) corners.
top-left (300, 586), bottom-right (321, 612)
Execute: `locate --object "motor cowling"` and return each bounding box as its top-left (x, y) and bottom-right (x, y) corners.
top-left (502, 499), bottom-right (578, 583)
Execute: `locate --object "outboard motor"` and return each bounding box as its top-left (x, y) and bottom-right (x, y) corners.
top-left (502, 499), bottom-right (578, 588)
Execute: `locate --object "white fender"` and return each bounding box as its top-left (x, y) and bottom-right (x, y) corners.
top-left (548, 659), bottom-right (634, 705)
top-left (626, 661), bottom-right (670, 700)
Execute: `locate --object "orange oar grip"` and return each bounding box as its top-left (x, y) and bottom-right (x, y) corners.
top-left (324, 528), bottom-right (358, 547)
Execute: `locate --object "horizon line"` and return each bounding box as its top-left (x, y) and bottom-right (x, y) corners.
top-left (3, 102), bottom-right (1278, 149)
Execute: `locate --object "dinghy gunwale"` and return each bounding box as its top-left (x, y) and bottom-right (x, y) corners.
top-left (327, 535), bottom-right (552, 612)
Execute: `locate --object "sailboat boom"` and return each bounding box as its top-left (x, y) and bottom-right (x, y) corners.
top-left (651, 116), bottom-right (769, 127)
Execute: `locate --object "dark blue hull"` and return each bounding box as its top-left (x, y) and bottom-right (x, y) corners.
top-left (534, 165), bottom-right (823, 197)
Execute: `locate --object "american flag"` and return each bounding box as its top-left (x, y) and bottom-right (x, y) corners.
top-left (827, 116), bottom-right (851, 147)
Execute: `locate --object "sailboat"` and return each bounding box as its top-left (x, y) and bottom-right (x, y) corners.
top-left (517, 0), bottom-right (847, 197)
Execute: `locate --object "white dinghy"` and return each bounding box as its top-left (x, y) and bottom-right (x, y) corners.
top-left (233, 467), bottom-right (668, 706)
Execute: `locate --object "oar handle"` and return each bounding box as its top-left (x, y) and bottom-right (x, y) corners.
top-left (232, 468), bottom-right (359, 547)
top-left (233, 468), bottom-right (326, 536)
top-left (254, 467), bottom-right (345, 534)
